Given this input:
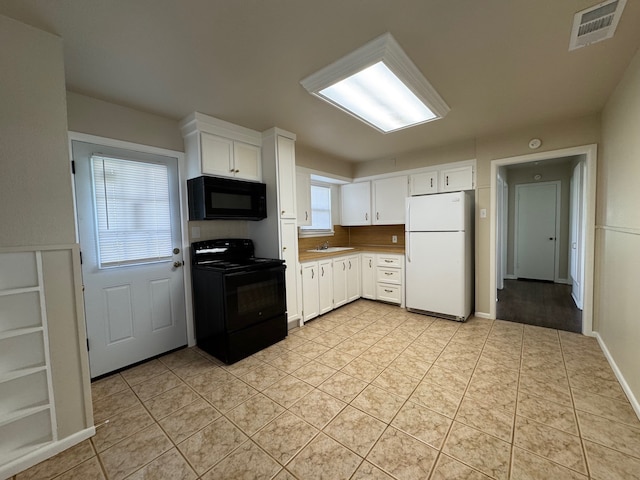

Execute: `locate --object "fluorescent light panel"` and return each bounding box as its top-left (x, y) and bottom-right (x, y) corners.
top-left (301, 33), bottom-right (449, 133)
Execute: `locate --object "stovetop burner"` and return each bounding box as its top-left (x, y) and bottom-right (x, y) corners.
top-left (192, 239), bottom-right (284, 273)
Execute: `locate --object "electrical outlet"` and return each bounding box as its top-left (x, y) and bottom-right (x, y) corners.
top-left (392, 235), bottom-right (398, 243)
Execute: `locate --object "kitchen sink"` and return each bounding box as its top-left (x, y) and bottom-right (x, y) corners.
top-left (306, 246), bottom-right (355, 253)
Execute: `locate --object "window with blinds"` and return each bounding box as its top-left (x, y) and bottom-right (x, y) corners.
top-left (300, 183), bottom-right (333, 236)
top-left (91, 155), bottom-right (173, 268)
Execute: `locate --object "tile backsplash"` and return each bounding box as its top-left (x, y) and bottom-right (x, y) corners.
top-left (297, 225), bottom-right (405, 251)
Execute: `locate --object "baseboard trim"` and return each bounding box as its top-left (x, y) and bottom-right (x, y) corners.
top-left (1, 426), bottom-right (95, 479)
top-left (594, 332), bottom-right (640, 421)
top-left (474, 311), bottom-right (492, 319)
top-left (504, 274), bottom-right (517, 280)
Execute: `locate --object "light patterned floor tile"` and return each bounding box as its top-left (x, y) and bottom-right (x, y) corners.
top-left (252, 411), bottom-right (318, 464)
top-left (125, 448), bottom-right (196, 480)
top-left (367, 426), bottom-right (438, 480)
top-left (391, 400), bottom-right (452, 449)
top-left (323, 405), bottom-right (386, 456)
top-left (200, 441), bottom-right (281, 480)
top-left (287, 433), bottom-right (362, 480)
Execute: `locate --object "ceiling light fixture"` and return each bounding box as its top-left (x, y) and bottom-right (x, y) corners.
top-left (301, 33), bottom-right (450, 134)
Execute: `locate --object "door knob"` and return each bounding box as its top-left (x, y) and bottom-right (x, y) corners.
top-left (173, 247), bottom-right (180, 254)
top-left (173, 261), bottom-right (184, 268)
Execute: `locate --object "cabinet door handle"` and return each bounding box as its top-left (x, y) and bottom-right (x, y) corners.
top-left (305, 211), bottom-right (308, 220)
top-left (446, 175), bottom-right (449, 186)
top-left (230, 168), bottom-right (235, 172)
top-left (349, 261), bottom-right (352, 269)
top-left (384, 289), bottom-right (393, 293)
top-left (235, 169), bottom-right (240, 173)
top-left (385, 272), bottom-right (393, 276)
top-left (376, 212), bottom-right (379, 220)
top-left (281, 210), bottom-right (285, 214)
top-left (365, 213), bottom-right (368, 221)
top-left (430, 177), bottom-right (433, 188)
top-left (343, 262), bottom-right (346, 271)
top-left (311, 269), bottom-right (314, 279)
top-left (321, 266), bottom-right (324, 276)
top-left (369, 259), bottom-right (372, 268)
top-left (385, 259), bottom-right (393, 263)
top-left (282, 246), bottom-right (287, 251)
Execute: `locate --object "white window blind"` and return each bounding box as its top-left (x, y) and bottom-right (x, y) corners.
top-left (91, 155), bottom-right (173, 268)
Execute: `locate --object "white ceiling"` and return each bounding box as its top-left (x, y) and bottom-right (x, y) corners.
top-left (2, 0), bottom-right (640, 163)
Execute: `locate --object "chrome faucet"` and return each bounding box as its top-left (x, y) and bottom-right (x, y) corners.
top-left (318, 241), bottom-right (329, 250)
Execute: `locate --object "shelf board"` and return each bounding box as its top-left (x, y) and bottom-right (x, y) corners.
top-left (0, 438), bottom-right (53, 468)
top-left (0, 365), bottom-right (47, 385)
top-left (0, 326), bottom-right (43, 341)
top-left (0, 286), bottom-right (40, 297)
top-left (0, 404), bottom-right (50, 428)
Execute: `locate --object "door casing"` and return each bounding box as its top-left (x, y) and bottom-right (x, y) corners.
top-left (489, 144), bottom-right (597, 336)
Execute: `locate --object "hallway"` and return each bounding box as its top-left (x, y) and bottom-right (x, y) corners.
top-left (496, 279), bottom-right (582, 333)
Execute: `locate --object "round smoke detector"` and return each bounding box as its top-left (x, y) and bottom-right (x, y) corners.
top-left (529, 138), bottom-right (542, 149)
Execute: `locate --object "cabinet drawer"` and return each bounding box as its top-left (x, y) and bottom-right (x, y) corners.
top-left (377, 267), bottom-right (401, 284)
top-left (377, 255), bottom-right (402, 268)
top-left (376, 284), bottom-right (401, 304)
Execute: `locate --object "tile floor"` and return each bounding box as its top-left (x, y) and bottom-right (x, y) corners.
top-left (14, 300), bottom-right (640, 480)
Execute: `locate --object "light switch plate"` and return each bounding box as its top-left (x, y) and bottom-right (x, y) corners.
top-left (480, 209), bottom-right (487, 218)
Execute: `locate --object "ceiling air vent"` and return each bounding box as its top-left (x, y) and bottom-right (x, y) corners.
top-left (569, 0), bottom-right (626, 50)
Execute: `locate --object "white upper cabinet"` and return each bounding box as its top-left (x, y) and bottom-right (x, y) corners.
top-left (440, 165), bottom-right (474, 192)
top-left (372, 176), bottom-right (408, 225)
top-left (410, 171), bottom-right (438, 195)
top-left (296, 172), bottom-right (312, 226)
top-left (180, 112), bottom-right (262, 181)
top-left (233, 141), bottom-right (262, 181)
top-left (199, 132), bottom-right (261, 181)
top-left (341, 182), bottom-right (371, 226)
top-left (276, 135), bottom-right (297, 219)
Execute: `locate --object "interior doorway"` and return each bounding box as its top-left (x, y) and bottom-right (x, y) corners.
top-left (489, 145), bottom-right (597, 335)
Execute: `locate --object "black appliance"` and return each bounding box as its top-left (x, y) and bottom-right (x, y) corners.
top-left (191, 238), bottom-right (286, 364)
top-left (187, 176), bottom-right (267, 221)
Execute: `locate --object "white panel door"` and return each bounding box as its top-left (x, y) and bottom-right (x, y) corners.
top-left (373, 176), bottom-right (408, 224)
top-left (301, 262), bottom-right (319, 322)
top-left (200, 132), bottom-right (233, 177)
top-left (405, 231), bottom-right (466, 317)
top-left (515, 183), bottom-right (558, 281)
top-left (341, 182), bottom-right (371, 226)
top-left (277, 135), bottom-right (297, 219)
top-left (72, 141), bottom-right (187, 377)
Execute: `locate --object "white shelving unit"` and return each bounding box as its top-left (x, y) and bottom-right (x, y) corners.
top-left (0, 251), bottom-right (57, 467)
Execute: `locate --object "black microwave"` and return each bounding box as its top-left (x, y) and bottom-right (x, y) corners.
top-left (187, 176), bottom-right (267, 220)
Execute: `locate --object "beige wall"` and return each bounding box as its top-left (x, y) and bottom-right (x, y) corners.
top-left (0, 16), bottom-right (76, 247)
top-left (597, 46), bottom-right (640, 399)
top-left (0, 14), bottom-right (92, 462)
top-left (66, 92), bottom-right (184, 152)
top-left (296, 144), bottom-right (354, 179)
top-left (353, 139), bottom-right (476, 178)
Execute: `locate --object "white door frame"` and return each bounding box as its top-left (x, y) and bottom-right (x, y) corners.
top-left (490, 144), bottom-right (597, 336)
top-left (513, 181), bottom-right (562, 282)
top-left (68, 132), bottom-right (195, 347)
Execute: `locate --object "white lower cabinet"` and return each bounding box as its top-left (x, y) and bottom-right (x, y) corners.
top-left (346, 255), bottom-right (361, 302)
top-left (376, 254), bottom-right (404, 306)
top-left (280, 219), bottom-right (301, 323)
top-left (301, 262), bottom-right (319, 322)
top-left (332, 257), bottom-right (348, 309)
top-left (318, 259), bottom-right (333, 315)
top-left (301, 252), bottom-right (403, 320)
top-left (361, 254), bottom-right (376, 300)
top-left (301, 253), bottom-right (362, 321)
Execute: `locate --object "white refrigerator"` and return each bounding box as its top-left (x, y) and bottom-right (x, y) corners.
top-left (405, 191), bottom-right (473, 321)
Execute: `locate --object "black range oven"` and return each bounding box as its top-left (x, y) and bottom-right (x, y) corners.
top-left (191, 238), bottom-right (287, 364)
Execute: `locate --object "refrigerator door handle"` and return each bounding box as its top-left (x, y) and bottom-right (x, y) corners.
top-left (406, 233), bottom-right (411, 263)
